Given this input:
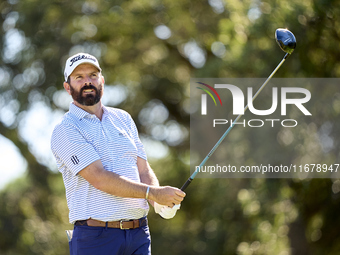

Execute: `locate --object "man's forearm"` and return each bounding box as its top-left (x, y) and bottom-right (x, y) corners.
top-left (79, 159), bottom-right (185, 207)
top-left (140, 167), bottom-right (159, 187)
top-left (138, 160), bottom-right (160, 206)
top-left (79, 160), bottom-right (149, 199)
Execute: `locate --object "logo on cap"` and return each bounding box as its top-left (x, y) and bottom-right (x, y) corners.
top-left (69, 54), bottom-right (97, 67)
top-left (64, 52), bottom-right (101, 82)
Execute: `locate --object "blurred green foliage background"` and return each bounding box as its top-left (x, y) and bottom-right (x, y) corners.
top-left (1, 0), bottom-right (340, 254)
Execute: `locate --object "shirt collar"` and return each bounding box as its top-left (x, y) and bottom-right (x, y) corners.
top-left (69, 103), bottom-right (107, 120)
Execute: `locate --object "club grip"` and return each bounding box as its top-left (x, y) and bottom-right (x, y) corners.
top-left (180, 178), bottom-right (193, 191)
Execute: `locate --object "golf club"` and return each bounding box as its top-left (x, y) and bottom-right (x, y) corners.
top-left (181, 28), bottom-right (297, 191)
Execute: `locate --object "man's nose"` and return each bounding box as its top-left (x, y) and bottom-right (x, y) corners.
top-left (84, 75), bottom-right (92, 85)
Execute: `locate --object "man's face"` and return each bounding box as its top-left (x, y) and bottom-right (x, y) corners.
top-left (67, 64), bottom-right (103, 106)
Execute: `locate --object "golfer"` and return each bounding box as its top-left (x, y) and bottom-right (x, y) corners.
top-left (51, 52), bottom-right (186, 255)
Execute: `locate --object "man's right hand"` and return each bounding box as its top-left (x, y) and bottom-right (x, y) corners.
top-left (149, 186), bottom-right (186, 207)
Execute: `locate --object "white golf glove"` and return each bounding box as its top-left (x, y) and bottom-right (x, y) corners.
top-left (154, 202), bottom-right (181, 219)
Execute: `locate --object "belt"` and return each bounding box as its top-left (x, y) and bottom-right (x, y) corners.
top-left (75, 217), bottom-right (147, 230)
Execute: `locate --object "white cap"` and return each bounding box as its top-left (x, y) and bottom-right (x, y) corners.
top-left (64, 53), bottom-right (102, 82)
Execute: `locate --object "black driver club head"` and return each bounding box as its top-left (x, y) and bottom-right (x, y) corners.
top-left (275, 28), bottom-right (296, 54)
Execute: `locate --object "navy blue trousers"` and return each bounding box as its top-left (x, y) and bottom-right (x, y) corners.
top-left (69, 224), bottom-right (151, 255)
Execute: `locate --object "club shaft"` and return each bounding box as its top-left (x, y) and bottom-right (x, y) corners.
top-left (181, 53), bottom-right (290, 191)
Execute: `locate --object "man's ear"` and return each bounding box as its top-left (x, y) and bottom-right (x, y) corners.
top-left (64, 82), bottom-right (71, 95)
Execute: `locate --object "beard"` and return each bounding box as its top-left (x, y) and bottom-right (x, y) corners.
top-left (69, 82), bottom-right (103, 106)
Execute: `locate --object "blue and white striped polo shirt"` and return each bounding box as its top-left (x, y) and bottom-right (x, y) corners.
top-left (51, 103), bottom-right (149, 224)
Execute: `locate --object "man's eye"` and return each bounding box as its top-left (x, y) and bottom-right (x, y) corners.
top-left (76, 76), bottom-right (82, 79)
top-left (91, 73), bottom-right (97, 77)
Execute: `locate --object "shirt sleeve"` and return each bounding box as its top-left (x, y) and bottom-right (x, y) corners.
top-left (51, 123), bottom-right (101, 176)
